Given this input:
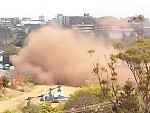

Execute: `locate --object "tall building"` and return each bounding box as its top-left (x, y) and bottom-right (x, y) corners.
top-left (52, 13), bottom-right (94, 28)
top-left (57, 14), bottom-right (63, 26)
top-left (51, 14), bottom-right (63, 26)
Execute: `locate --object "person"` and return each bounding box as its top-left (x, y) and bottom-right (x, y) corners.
top-left (39, 94), bottom-right (45, 102)
top-left (26, 97), bottom-right (33, 106)
top-left (48, 88), bottom-right (54, 101)
top-left (54, 86), bottom-right (62, 98)
top-left (57, 85), bottom-right (61, 92)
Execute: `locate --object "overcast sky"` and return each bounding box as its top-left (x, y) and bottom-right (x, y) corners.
top-left (1, 0), bottom-right (150, 19)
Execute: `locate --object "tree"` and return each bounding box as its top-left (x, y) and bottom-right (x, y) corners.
top-left (2, 76), bottom-right (9, 90)
top-left (12, 30), bottom-right (27, 48)
top-left (21, 103), bottom-right (60, 113)
top-left (114, 38), bottom-right (150, 113)
top-left (4, 44), bottom-right (19, 56)
top-left (88, 49), bottom-right (140, 113)
top-left (87, 15), bottom-right (149, 113)
top-left (118, 80), bottom-right (140, 113)
top-left (3, 44), bottom-right (20, 65)
top-left (17, 31), bottom-right (26, 39)
top-left (113, 15), bottom-right (150, 113)
top-left (2, 109), bottom-right (17, 113)
top-left (64, 82), bottom-right (109, 112)
top-left (14, 72), bottom-right (26, 88)
top-left (128, 15), bottom-right (145, 39)
top-left (13, 39), bottom-right (24, 48)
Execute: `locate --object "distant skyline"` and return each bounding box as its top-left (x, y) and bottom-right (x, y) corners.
top-left (1, 0), bottom-right (150, 19)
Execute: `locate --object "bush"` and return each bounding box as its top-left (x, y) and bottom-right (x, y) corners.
top-left (2, 109), bottom-right (18, 113)
top-left (21, 102), bottom-right (62, 113)
top-left (18, 89), bottom-right (25, 92)
top-left (21, 104), bottom-right (42, 113)
top-left (64, 82), bottom-right (106, 112)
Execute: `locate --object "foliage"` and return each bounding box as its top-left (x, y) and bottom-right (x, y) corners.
top-left (115, 80), bottom-right (140, 113)
top-left (64, 82), bottom-right (107, 112)
top-left (0, 77), bottom-right (3, 92)
top-left (86, 15), bottom-right (148, 112)
top-left (3, 44), bottom-right (20, 64)
top-left (9, 69), bottom-right (35, 90)
top-left (21, 103), bottom-right (62, 113)
top-left (4, 44), bottom-right (19, 56)
top-left (24, 72), bottom-right (37, 84)
top-left (87, 49), bottom-right (95, 57)
top-left (17, 31), bottom-right (26, 39)
top-left (21, 104), bottom-right (42, 113)
top-left (13, 39), bottom-right (24, 48)
top-left (88, 45), bottom-right (141, 112)
top-left (2, 76), bottom-right (9, 90)
top-left (2, 109), bottom-right (18, 113)
top-left (12, 30), bottom-right (26, 48)
top-left (128, 15), bottom-right (145, 39)
top-left (40, 102), bottom-right (56, 113)
top-left (18, 88), bottom-right (25, 92)
top-left (113, 38), bottom-right (150, 113)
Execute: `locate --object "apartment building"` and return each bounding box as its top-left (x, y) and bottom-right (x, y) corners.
top-left (0, 17), bottom-right (19, 27)
top-left (52, 13), bottom-right (94, 27)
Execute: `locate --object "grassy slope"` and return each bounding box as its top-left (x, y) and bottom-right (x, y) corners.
top-left (0, 85), bottom-right (77, 112)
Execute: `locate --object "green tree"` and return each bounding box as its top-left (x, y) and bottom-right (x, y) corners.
top-left (22, 104), bottom-right (41, 113)
top-left (88, 49), bottom-right (140, 113)
top-left (118, 80), bottom-right (140, 113)
top-left (12, 30), bottom-right (27, 48)
top-left (4, 44), bottom-right (19, 56)
top-left (3, 44), bottom-right (20, 64)
top-left (2, 109), bottom-right (17, 113)
top-left (13, 39), bottom-right (24, 48)
top-left (2, 76), bottom-right (9, 90)
top-left (21, 103), bottom-right (61, 113)
top-left (64, 82), bottom-right (109, 113)
top-left (40, 103), bottom-right (55, 113)
top-left (114, 38), bottom-right (150, 113)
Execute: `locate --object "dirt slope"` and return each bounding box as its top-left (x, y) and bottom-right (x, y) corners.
top-left (0, 85), bottom-right (77, 112)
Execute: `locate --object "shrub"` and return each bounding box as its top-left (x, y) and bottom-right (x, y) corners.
top-left (3, 109), bottom-right (17, 113)
top-left (64, 82), bottom-right (106, 112)
top-left (21, 102), bottom-right (63, 113)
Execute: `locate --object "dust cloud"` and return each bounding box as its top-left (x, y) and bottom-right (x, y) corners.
top-left (10, 26), bottom-right (133, 87)
top-left (96, 17), bottom-right (131, 28)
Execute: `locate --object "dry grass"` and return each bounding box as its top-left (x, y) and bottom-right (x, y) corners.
top-left (0, 85), bottom-right (77, 112)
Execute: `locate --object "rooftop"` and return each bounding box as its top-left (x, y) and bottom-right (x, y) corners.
top-left (21, 20), bottom-right (45, 25)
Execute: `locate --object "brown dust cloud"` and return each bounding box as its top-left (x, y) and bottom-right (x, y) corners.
top-left (11, 26), bottom-right (133, 87)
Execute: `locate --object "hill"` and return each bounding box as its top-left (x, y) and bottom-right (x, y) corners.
top-left (0, 85), bottom-right (77, 112)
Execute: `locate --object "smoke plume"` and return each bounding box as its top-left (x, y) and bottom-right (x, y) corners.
top-left (11, 26), bottom-right (133, 86)
top-left (96, 17), bottom-right (131, 28)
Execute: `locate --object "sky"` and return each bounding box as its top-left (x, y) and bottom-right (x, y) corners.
top-left (1, 0), bottom-right (150, 20)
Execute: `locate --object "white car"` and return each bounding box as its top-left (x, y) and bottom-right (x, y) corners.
top-left (4, 64), bottom-right (10, 70)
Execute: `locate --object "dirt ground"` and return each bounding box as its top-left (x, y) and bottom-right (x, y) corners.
top-left (0, 85), bottom-right (77, 112)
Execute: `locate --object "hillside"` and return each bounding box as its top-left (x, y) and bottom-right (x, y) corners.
top-left (0, 85), bottom-right (77, 112)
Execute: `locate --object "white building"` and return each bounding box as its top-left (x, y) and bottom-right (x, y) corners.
top-left (39, 15), bottom-right (45, 22)
top-left (72, 24), bottom-right (94, 33)
top-left (0, 17), bottom-right (19, 27)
